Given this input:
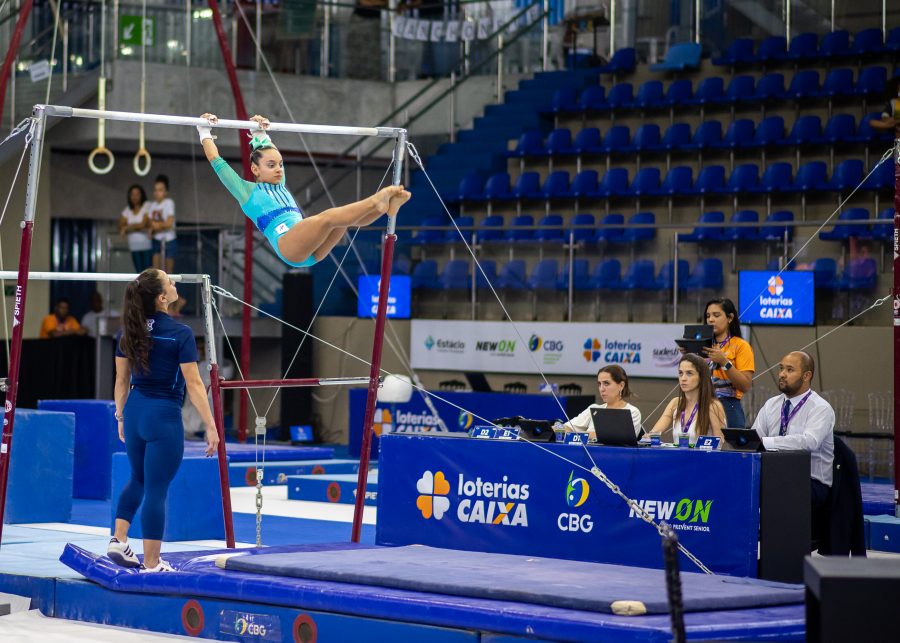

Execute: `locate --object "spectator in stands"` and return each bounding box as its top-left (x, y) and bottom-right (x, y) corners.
top-left (80, 291), bottom-right (116, 337)
top-left (650, 353), bottom-right (726, 444)
top-left (751, 351), bottom-right (834, 531)
top-left (119, 184), bottom-right (152, 273)
top-left (39, 298), bottom-right (86, 338)
top-left (703, 297), bottom-right (755, 428)
top-left (564, 365), bottom-right (642, 438)
top-left (870, 76), bottom-right (900, 136)
top-left (149, 174), bottom-right (176, 274)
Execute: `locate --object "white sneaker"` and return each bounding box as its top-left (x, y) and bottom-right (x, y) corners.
top-left (107, 537), bottom-right (141, 569)
top-left (140, 558), bottom-right (175, 573)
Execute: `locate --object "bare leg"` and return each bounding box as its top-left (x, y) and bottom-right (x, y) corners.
top-left (114, 518), bottom-right (130, 542)
top-left (142, 539), bottom-right (162, 568)
top-left (312, 226), bottom-right (349, 262)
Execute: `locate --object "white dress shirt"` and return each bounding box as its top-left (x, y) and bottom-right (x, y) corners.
top-left (567, 402), bottom-right (643, 438)
top-left (751, 389), bottom-right (835, 486)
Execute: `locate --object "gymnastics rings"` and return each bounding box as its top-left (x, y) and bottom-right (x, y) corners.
top-left (132, 145), bottom-right (152, 176)
top-left (88, 77), bottom-right (115, 175)
top-left (88, 146), bottom-right (115, 175)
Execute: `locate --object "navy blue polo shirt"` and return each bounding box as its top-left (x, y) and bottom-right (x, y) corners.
top-left (116, 312), bottom-right (199, 400)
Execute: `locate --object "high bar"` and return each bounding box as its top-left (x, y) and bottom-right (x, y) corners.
top-left (37, 105), bottom-right (403, 138)
top-left (0, 271), bottom-right (207, 283)
top-left (218, 376), bottom-right (375, 390)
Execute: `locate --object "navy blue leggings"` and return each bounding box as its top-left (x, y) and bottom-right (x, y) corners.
top-left (115, 389), bottom-right (184, 540)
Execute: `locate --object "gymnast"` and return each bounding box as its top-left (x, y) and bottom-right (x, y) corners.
top-left (108, 268), bottom-right (219, 573)
top-left (198, 113), bottom-right (411, 267)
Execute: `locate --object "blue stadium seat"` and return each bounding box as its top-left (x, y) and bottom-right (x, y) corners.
top-left (627, 167), bottom-right (661, 198)
top-left (683, 120), bottom-right (723, 151)
top-left (650, 43), bottom-right (702, 72)
top-left (439, 260), bottom-right (470, 290)
top-left (753, 73), bottom-right (786, 102)
top-left (528, 259), bottom-right (559, 290)
top-left (718, 119), bottom-right (755, 150)
top-left (568, 170), bottom-right (600, 199)
top-left (723, 210), bottom-right (760, 242)
top-left (619, 260), bottom-right (655, 291)
top-left (692, 165), bottom-right (727, 195)
top-left (496, 259), bottom-right (528, 290)
top-left (597, 168), bottom-right (630, 198)
top-left (594, 213), bottom-right (625, 243)
top-left (760, 210), bottom-right (795, 242)
top-left (756, 162), bottom-right (793, 194)
top-left (445, 216), bottom-right (474, 243)
top-left (841, 258), bottom-right (877, 291)
top-left (412, 216), bottom-right (446, 246)
top-left (512, 172), bottom-right (542, 200)
top-left (509, 130), bottom-right (544, 158)
top-left (457, 172), bottom-right (485, 203)
top-left (756, 36), bottom-right (787, 64)
top-left (679, 211), bottom-right (725, 243)
top-left (505, 215), bottom-right (535, 242)
top-left (818, 30), bottom-right (850, 59)
top-left (656, 260), bottom-right (690, 291)
top-left (686, 258), bottom-right (724, 291)
top-left (821, 114), bottom-right (856, 145)
top-left (813, 258), bottom-right (839, 291)
top-left (620, 211), bottom-right (657, 243)
top-left (687, 77), bottom-right (725, 106)
top-left (785, 70), bottom-right (821, 101)
top-left (748, 116), bottom-right (785, 148)
top-left (606, 83), bottom-right (635, 110)
top-left (855, 66), bottom-right (887, 97)
top-left (541, 171), bottom-right (571, 200)
top-left (825, 159), bottom-right (864, 192)
top-left (411, 259), bottom-right (439, 289)
top-left (597, 47), bottom-right (636, 75)
top-left (850, 28), bottom-right (885, 57)
top-left (713, 38), bottom-right (755, 67)
top-left (633, 80), bottom-right (666, 110)
top-left (786, 161), bottom-right (828, 193)
top-left (483, 172), bottom-right (513, 201)
top-left (784, 115), bottom-right (823, 146)
top-left (661, 123), bottom-right (692, 151)
top-left (887, 26), bottom-right (900, 52)
top-left (476, 215), bottom-right (504, 243)
top-left (600, 125), bottom-right (631, 154)
top-left (663, 79), bottom-right (693, 107)
top-left (578, 85), bottom-right (607, 112)
top-left (569, 213), bottom-right (596, 243)
top-left (862, 159), bottom-right (894, 191)
top-left (819, 208), bottom-right (870, 242)
top-left (588, 259), bottom-right (622, 290)
top-left (475, 260), bottom-right (498, 289)
top-left (852, 112), bottom-right (894, 143)
top-left (820, 68), bottom-right (855, 99)
top-left (659, 166), bottom-right (694, 197)
top-left (544, 128), bottom-right (575, 157)
top-left (872, 208), bottom-right (893, 244)
top-left (558, 258), bottom-right (591, 291)
top-left (726, 164), bottom-right (760, 194)
top-left (625, 124), bottom-right (663, 153)
top-left (550, 87), bottom-right (580, 115)
top-left (724, 75), bottom-right (755, 104)
top-left (573, 127), bottom-right (602, 155)
top-left (786, 33), bottom-right (818, 63)
top-left (534, 214), bottom-right (564, 242)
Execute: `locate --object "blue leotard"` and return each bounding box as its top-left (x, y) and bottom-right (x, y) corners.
top-left (210, 156), bottom-right (316, 268)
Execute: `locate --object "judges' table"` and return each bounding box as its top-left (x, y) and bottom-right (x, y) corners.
top-left (377, 435), bottom-right (809, 580)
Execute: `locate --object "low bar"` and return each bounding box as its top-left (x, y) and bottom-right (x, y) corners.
top-left (38, 105), bottom-right (403, 138)
top-left (0, 271), bottom-right (206, 283)
top-left (218, 376), bottom-right (374, 390)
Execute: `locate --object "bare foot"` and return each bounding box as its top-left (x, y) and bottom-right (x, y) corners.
top-left (387, 189), bottom-right (411, 217)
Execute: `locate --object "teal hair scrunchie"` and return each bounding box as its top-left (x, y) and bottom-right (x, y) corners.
top-left (249, 131), bottom-right (273, 151)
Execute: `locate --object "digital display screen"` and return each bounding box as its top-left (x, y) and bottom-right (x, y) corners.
top-left (357, 275), bottom-right (411, 319)
top-left (738, 270), bottom-right (814, 326)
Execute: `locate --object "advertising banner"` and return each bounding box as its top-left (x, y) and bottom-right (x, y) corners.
top-left (739, 270), bottom-right (815, 326)
top-left (377, 435), bottom-right (762, 577)
top-left (357, 275), bottom-right (411, 319)
top-left (410, 320), bottom-right (687, 378)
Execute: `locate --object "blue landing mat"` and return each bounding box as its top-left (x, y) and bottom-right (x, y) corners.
top-left (185, 442), bottom-right (334, 462)
top-left (861, 481), bottom-right (895, 516)
top-left (222, 545), bottom-right (803, 615)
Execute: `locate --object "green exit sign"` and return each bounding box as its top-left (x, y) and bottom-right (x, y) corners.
top-left (119, 15), bottom-right (155, 47)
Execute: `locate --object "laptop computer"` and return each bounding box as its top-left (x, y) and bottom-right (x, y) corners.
top-left (675, 324), bottom-right (714, 356)
top-left (722, 428), bottom-right (766, 452)
top-left (590, 408), bottom-right (639, 446)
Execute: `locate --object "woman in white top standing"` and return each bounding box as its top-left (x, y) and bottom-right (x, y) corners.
top-left (119, 184), bottom-right (152, 273)
top-left (651, 353), bottom-right (726, 445)
top-left (566, 365), bottom-right (642, 439)
top-left (149, 174), bottom-right (177, 274)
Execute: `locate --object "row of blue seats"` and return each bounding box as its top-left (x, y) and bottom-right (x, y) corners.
top-left (455, 160), bottom-right (893, 203)
top-left (411, 256), bottom-right (880, 293)
top-left (509, 115), bottom-right (889, 161)
top-left (712, 29), bottom-right (900, 67)
top-left (545, 67), bottom-right (894, 116)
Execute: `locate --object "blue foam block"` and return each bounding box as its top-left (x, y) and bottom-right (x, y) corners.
top-left (861, 481), bottom-right (895, 516)
top-left (286, 472), bottom-right (378, 506)
top-left (228, 459), bottom-right (360, 488)
top-left (38, 400), bottom-right (121, 500)
top-left (5, 409), bottom-right (75, 524)
top-left (867, 515), bottom-right (900, 553)
top-left (110, 453), bottom-right (228, 541)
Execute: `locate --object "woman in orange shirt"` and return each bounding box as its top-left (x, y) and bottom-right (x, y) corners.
top-left (702, 297), bottom-right (755, 428)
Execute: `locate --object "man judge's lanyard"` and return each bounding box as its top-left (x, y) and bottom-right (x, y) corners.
top-left (780, 391), bottom-right (812, 436)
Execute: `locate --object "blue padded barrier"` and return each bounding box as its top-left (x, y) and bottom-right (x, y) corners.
top-left (287, 472), bottom-right (378, 506)
top-left (38, 399), bottom-right (120, 500)
top-left (110, 453), bottom-right (227, 541)
top-left (185, 442), bottom-right (334, 463)
top-left (6, 409), bottom-right (75, 523)
top-left (861, 481), bottom-right (894, 516)
top-left (228, 459), bottom-right (360, 488)
top-left (867, 515), bottom-right (900, 553)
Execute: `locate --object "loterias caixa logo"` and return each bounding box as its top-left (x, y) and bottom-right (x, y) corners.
top-left (416, 470), bottom-right (529, 526)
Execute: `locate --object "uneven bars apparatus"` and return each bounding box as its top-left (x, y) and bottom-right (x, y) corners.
top-left (0, 105), bottom-right (407, 547)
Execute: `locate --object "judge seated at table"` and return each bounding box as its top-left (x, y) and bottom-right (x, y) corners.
top-left (564, 365), bottom-right (642, 439)
top-left (649, 354), bottom-right (725, 445)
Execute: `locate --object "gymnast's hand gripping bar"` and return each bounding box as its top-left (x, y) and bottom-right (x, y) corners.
top-left (37, 105), bottom-right (405, 139)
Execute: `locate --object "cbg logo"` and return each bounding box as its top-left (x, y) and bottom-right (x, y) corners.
top-left (529, 334), bottom-right (564, 352)
top-left (558, 471), bottom-right (593, 533)
top-left (565, 471), bottom-right (589, 507)
top-left (458, 411), bottom-right (474, 430)
top-left (416, 470), bottom-right (450, 520)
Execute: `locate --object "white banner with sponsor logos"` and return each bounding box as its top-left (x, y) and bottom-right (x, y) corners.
top-left (410, 320), bottom-right (687, 378)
